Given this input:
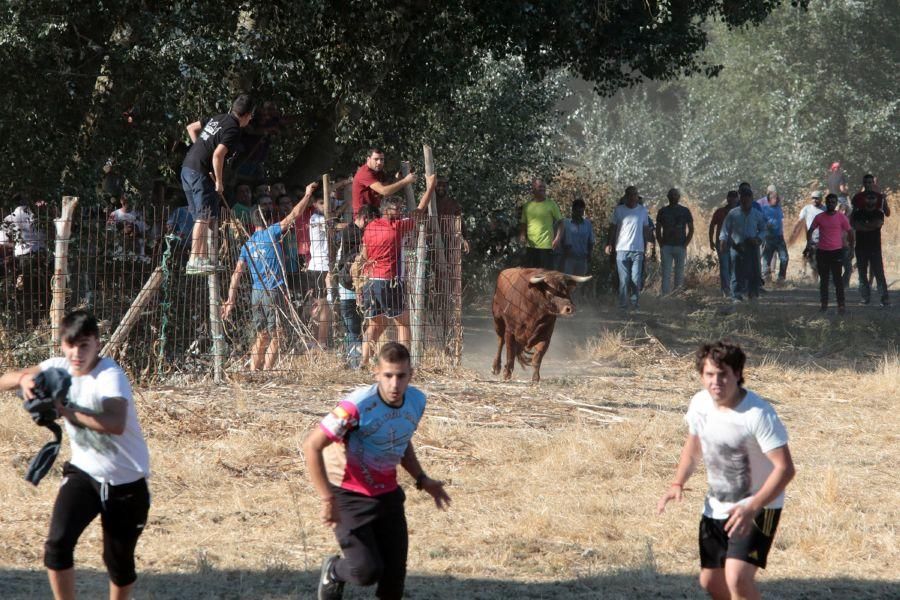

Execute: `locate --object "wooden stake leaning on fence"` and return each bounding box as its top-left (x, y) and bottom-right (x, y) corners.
top-left (422, 145), bottom-right (452, 349)
top-left (50, 196), bottom-right (79, 352)
top-left (207, 225), bottom-right (226, 382)
top-left (322, 174), bottom-right (338, 331)
top-left (408, 155), bottom-right (432, 367)
top-left (102, 267), bottom-right (164, 360)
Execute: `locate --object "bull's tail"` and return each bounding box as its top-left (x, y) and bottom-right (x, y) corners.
top-left (516, 347), bottom-right (534, 369)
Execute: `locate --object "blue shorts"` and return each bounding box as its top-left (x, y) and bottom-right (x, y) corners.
top-left (180, 166), bottom-right (219, 220)
top-left (362, 279), bottom-right (405, 319)
top-left (251, 287), bottom-right (287, 333)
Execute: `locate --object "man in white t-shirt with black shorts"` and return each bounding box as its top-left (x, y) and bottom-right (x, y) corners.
top-left (658, 340), bottom-right (795, 600)
top-left (1, 310), bottom-right (151, 600)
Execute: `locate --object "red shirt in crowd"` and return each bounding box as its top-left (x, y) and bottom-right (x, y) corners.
top-left (809, 211), bottom-right (851, 251)
top-left (293, 206), bottom-right (315, 261)
top-left (851, 191), bottom-right (887, 211)
top-left (362, 217), bottom-right (415, 279)
top-left (352, 164), bottom-right (386, 217)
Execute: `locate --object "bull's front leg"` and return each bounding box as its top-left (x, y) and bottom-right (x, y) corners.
top-left (503, 333), bottom-right (518, 381)
top-left (530, 340), bottom-right (551, 384)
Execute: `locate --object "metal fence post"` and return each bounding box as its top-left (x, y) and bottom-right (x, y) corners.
top-left (208, 225), bottom-right (225, 382)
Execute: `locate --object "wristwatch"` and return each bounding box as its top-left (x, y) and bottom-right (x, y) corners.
top-left (415, 472), bottom-right (428, 490)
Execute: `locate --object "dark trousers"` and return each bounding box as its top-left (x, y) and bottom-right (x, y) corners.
top-left (332, 486), bottom-right (408, 600)
top-left (730, 242), bottom-right (761, 299)
top-left (44, 463), bottom-right (150, 587)
top-left (816, 248), bottom-right (845, 308)
top-left (524, 247), bottom-right (556, 271)
top-left (856, 246), bottom-right (889, 303)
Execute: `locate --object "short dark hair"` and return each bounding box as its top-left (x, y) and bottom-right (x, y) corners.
top-left (231, 94), bottom-right (255, 117)
top-left (696, 340), bottom-right (746, 385)
top-left (357, 205), bottom-right (379, 221)
top-left (739, 187), bottom-right (753, 198)
top-left (60, 310), bottom-right (100, 344)
top-left (379, 342), bottom-right (411, 366)
top-left (727, 190), bottom-right (739, 200)
top-left (252, 207), bottom-right (272, 229)
top-left (572, 198), bottom-right (585, 209)
top-left (863, 173), bottom-right (874, 181)
top-left (367, 148), bottom-right (384, 158)
top-left (825, 193), bottom-right (838, 202)
top-left (667, 188), bottom-right (680, 200)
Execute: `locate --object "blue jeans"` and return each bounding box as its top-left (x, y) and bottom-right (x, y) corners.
top-left (616, 251), bottom-right (644, 308)
top-left (761, 236), bottom-right (788, 280)
top-left (717, 247), bottom-right (733, 297)
top-left (660, 245), bottom-right (686, 294)
top-left (730, 242), bottom-right (761, 299)
top-left (562, 256), bottom-right (589, 276)
top-left (180, 166), bottom-right (219, 220)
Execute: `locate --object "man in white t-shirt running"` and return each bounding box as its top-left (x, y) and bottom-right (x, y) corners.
top-left (1, 310), bottom-right (151, 600)
top-left (605, 186), bottom-right (652, 310)
top-left (657, 340), bottom-right (795, 600)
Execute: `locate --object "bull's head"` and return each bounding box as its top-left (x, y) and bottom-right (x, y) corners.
top-left (529, 271), bottom-right (592, 316)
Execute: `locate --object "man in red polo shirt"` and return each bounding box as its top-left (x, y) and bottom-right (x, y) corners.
top-left (359, 174), bottom-right (437, 368)
top-left (351, 148), bottom-right (417, 217)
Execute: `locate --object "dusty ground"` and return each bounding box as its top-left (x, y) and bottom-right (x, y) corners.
top-left (1, 265), bottom-right (899, 598)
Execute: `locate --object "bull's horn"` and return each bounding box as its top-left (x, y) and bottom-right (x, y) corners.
top-left (529, 275), bottom-right (546, 284)
top-left (564, 274), bottom-right (593, 282)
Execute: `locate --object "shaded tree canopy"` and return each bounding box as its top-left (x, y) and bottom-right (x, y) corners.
top-left (568, 0), bottom-right (897, 207)
top-left (0, 0), bottom-right (798, 213)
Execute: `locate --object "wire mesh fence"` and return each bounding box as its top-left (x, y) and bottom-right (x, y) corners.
top-left (0, 199), bottom-right (463, 381)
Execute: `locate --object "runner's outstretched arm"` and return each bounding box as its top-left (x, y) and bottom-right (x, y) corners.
top-left (657, 433), bottom-right (701, 515)
top-left (401, 441), bottom-right (451, 510)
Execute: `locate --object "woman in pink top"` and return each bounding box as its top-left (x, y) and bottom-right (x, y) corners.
top-left (809, 194), bottom-right (854, 314)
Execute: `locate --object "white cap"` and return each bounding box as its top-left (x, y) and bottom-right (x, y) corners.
top-left (766, 184), bottom-right (777, 194)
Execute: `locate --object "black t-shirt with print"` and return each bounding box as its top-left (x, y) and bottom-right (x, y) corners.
top-left (182, 113), bottom-right (240, 175)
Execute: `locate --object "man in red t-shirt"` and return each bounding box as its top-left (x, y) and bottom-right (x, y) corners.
top-left (708, 190), bottom-right (739, 297)
top-left (851, 173), bottom-right (891, 216)
top-left (351, 148), bottom-right (417, 217)
top-left (359, 174), bottom-right (437, 368)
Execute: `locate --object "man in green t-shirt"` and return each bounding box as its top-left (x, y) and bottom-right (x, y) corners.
top-left (518, 178), bottom-right (562, 270)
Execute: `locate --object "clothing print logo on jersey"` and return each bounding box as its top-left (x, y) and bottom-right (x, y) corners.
top-left (200, 120), bottom-right (222, 141)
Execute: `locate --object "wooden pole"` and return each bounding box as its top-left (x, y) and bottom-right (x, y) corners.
top-left (409, 154), bottom-right (432, 367)
top-left (422, 145), bottom-right (451, 349)
top-left (207, 226), bottom-right (225, 382)
top-left (322, 174), bottom-right (337, 346)
top-left (102, 267), bottom-right (164, 360)
top-left (51, 196), bottom-right (79, 353)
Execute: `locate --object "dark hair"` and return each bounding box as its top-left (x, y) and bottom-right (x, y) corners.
top-left (863, 173), bottom-right (874, 180)
top-left (739, 187), bottom-right (753, 198)
top-left (825, 193), bottom-right (838, 202)
top-left (572, 198), bottom-right (585, 209)
top-left (381, 196), bottom-right (403, 211)
top-left (695, 340), bottom-right (746, 385)
top-left (379, 342), bottom-right (410, 365)
top-left (277, 194), bottom-right (293, 205)
top-left (667, 188), bottom-right (680, 200)
top-left (252, 207), bottom-right (272, 229)
top-left (231, 94), bottom-right (255, 117)
top-left (727, 190), bottom-right (739, 200)
top-left (367, 148), bottom-right (384, 158)
top-left (357, 205), bottom-right (379, 221)
top-left (60, 310), bottom-right (100, 344)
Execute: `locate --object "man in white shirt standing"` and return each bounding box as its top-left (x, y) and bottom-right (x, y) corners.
top-left (790, 190), bottom-right (825, 279)
top-left (306, 194), bottom-right (334, 348)
top-left (657, 340), bottom-right (795, 600)
top-left (605, 186), bottom-right (651, 310)
top-left (0, 310), bottom-right (151, 600)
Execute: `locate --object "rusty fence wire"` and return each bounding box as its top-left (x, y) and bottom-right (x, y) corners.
top-left (0, 199), bottom-right (463, 381)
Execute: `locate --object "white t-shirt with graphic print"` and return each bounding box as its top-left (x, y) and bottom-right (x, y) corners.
top-left (685, 389), bottom-right (789, 519)
top-left (40, 356), bottom-right (150, 485)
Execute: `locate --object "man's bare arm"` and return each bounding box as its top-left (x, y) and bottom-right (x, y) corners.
top-left (186, 121), bottom-right (203, 143)
top-left (370, 173), bottom-right (416, 197)
top-left (278, 182), bottom-right (318, 231)
top-left (58, 396), bottom-right (128, 436)
top-left (212, 144), bottom-right (228, 195)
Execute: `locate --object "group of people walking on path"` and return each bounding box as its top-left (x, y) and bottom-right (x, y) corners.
top-left (518, 172), bottom-right (891, 313)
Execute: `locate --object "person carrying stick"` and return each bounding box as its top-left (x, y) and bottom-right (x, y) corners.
top-left (222, 182), bottom-right (317, 370)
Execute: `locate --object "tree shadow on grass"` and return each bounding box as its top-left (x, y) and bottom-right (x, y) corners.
top-left (0, 567), bottom-right (896, 599)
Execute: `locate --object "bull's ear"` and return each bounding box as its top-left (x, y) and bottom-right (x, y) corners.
top-left (564, 274), bottom-right (592, 283)
top-left (529, 275), bottom-right (546, 284)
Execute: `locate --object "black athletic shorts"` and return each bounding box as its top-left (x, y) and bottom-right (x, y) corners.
top-left (44, 462), bottom-right (150, 586)
top-left (699, 508), bottom-right (781, 569)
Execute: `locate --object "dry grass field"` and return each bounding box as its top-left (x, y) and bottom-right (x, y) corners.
top-left (1, 208), bottom-right (898, 599)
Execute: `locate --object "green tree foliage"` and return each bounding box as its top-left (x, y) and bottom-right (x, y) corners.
top-left (569, 0), bottom-right (898, 207)
top-left (0, 0), bottom-right (792, 213)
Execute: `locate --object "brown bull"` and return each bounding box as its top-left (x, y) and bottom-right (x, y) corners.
top-left (492, 268), bottom-right (591, 383)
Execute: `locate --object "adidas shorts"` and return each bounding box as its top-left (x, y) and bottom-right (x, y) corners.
top-left (699, 508), bottom-right (781, 569)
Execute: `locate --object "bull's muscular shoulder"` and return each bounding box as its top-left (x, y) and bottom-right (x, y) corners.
top-left (492, 267), bottom-right (554, 316)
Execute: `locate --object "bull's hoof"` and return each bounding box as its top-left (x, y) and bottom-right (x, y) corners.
top-left (491, 362), bottom-right (501, 375)
top-left (531, 374), bottom-right (541, 384)
top-left (502, 369), bottom-right (512, 381)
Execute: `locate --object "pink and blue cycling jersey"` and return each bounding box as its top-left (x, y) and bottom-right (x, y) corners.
top-left (320, 384), bottom-right (426, 497)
